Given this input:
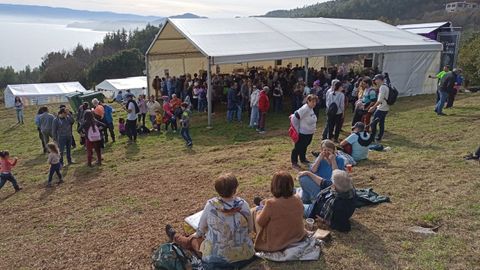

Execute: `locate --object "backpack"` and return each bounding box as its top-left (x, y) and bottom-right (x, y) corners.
top-left (87, 125), bottom-right (102, 142)
top-left (327, 102), bottom-right (338, 118)
top-left (152, 243), bottom-right (191, 270)
top-left (385, 84), bottom-right (398, 106)
top-left (288, 114), bottom-right (299, 143)
top-left (356, 131), bottom-right (375, 147)
top-left (128, 100), bottom-right (140, 114)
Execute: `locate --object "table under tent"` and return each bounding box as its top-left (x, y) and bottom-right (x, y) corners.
top-left (146, 17), bottom-right (443, 127)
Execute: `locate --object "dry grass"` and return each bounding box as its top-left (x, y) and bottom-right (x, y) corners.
top-left (0, 93), bottom-right (479, 270)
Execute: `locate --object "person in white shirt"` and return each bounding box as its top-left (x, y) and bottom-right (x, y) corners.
top-left (326, 81), bottom-right (345, 143)
top-left (125, 94), bottom-right (138, 143)
top-left (291, 95), bottom-right (318, 169)
top-left (368, 74), bottom-right (389, 142)
top-left (249, 86), bottom-right (261, 128)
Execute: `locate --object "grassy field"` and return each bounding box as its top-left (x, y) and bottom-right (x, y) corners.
top-left (0, 93), bottom-right (479, 270)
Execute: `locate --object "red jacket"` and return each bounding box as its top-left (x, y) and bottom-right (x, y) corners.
top-left (258, 90), bottom-right (270, 112)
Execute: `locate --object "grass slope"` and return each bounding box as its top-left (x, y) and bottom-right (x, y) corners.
top-left (0, 93), bottom-right (479, 269)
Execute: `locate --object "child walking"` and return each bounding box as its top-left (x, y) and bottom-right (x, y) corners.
top-left (0, 151), bottom-right (22, 192)
top-left (118, 118), bottom-right (126, 136)
top-left (180, 103), bottom-right (193, 147)
top-left (46, 143), bottom-right (63, 187)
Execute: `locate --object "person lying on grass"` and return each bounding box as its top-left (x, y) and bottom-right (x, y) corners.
top-left (165, 173), bottom-right (255, 269)
top-left (300, 139), bottom-right (345, 204)
top-left (303, 169), bottom-right (356, 232)
top-left (252, 171), bottom-right (307, 252)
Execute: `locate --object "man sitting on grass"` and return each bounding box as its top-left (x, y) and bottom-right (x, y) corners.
top-left (339, 121), bottom-right (375, 163)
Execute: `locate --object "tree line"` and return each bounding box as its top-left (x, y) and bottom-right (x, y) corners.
top-left (0, 24), bottom-right (160, 90)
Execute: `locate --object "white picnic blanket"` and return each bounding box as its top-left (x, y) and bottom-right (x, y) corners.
top-left (255, 236), bottom-right (321, 262)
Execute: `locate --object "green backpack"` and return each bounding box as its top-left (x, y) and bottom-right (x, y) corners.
top-left (152, 243), bottom-right (191, 270)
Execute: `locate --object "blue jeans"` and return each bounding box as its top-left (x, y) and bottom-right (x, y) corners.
top-left (181, 127), bottom-right (192, 145)
top-left (0, 173), bottom-right (20, 191)
top-left (198, 99), bottom-right (207, 112)
top-left (274, 96), bottom-right (282, 112)
top-left (58, 135), bottom-right (72, 164)
top-left (236, 104), bottom-right (242, 121)
top-left (48, 163), bottom-right (62, 183)
top-left (249, 106), bottom-right (259, 127)
top-left (371, 110), bottom-right (388, 141)
top-left (299, 175), bottom-right (332, 204)
top-left (16, 109), bottom-right (24, 123)
top-left (435, 90), bottom-right (448, 115)
top-left (227, 110), bottom-right (235, 122)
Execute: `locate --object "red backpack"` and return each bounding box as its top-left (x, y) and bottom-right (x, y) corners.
top-left (288, 115), bottom-right (299, 143)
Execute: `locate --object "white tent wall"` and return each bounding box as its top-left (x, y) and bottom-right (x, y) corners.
top-left (4, 90), bottom-right (71, 108)
top-left (382, 51), bottom-right (441, 96)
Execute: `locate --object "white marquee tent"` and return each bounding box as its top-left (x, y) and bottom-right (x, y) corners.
top-left (147, 17), bottom-right (443, 126)
top-left (95, 76), bottom-right (147, 98)
top-left (4, 82), bottom-right (86, 108)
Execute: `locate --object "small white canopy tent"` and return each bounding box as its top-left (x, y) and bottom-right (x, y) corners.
top-left (147, 17), bottom-right (443, 126)
top-left (4, 82), bottom-right (86, 108)
top-left (95, 76), bottom-right (147, 98)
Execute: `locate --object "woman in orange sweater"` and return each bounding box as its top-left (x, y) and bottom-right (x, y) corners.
top-left (254, 171), bottom-right (307, 252)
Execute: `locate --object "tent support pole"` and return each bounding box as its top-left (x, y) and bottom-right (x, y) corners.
top-left (182, 58), bottom-right (186, 74)
top-left (207, 57), bottom-right (212, 128)
top-left (304, 57), bottom-right (309, 85)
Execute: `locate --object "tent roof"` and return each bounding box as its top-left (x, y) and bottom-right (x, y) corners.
top-left (397, 22), bottom-right (451, 35)
top-left (147, 17), bottom-right (443, 64)
top-left (95, 76), bottom-right (147, 91)
top-left (6, 82), bottom-right (86, 96)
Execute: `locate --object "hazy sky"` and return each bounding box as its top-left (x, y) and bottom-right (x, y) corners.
top-left (0, 0), bottom-right (327, 17)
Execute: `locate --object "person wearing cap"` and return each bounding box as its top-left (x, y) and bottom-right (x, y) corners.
top-left (434, 69), bottom-right (458, 116)
top-left (302, 169), bottom-right (356, 232)
top-left (340, 122), bottom-right (371, 162)
top-left (368, 74), bottom-right (389, 142)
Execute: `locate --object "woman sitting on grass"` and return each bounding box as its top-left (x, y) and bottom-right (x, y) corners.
top-left (253, 171), bottom-right (307, 252)
top-left (165, 173), bottom-right (255, 269)
top-left (299, 139), bottom-right (345, 204)
top-left (303, 169), bottom-right (356, 232)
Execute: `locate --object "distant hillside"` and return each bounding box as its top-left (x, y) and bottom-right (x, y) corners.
top-left (265, 0), bottom-right (480, 31)
top-left (0, 3), bottom-right (162, 21)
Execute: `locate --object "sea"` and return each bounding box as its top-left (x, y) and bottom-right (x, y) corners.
top-left (0, 15), bottom-right (107, 70)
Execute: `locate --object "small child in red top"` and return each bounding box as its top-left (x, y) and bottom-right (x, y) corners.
top-left (0, 151), bottom-right (21, 192)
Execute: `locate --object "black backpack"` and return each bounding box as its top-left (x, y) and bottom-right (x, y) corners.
top-left (327, 102), bottom-right (338, 118)
top-left (356, 131), bottom-right (375, 147)
top-left (127, 100), bottom-right (140, 114)
top-left (385, 85), bottom-right (398, 106)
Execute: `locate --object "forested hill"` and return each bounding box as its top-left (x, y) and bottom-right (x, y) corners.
top-left (265, 0), bottom-right (480, 30)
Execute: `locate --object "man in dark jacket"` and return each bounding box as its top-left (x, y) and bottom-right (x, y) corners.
top-left (435, 69), bottom-right (458, 116)
top-left (52, 108), bottom-right (75, 165)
